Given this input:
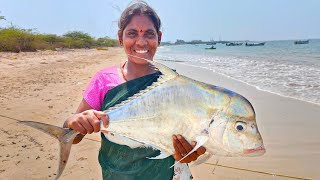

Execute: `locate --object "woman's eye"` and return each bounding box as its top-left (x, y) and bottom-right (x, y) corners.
top-left (145, 32), bottom-right (156, 38)
top-left (127, 32), bottom-right (137, 36)
top-left (235, 121), bottom-right (247, 131)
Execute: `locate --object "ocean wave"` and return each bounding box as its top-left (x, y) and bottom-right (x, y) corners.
top-left (156, 43), bottom-right (320, 106)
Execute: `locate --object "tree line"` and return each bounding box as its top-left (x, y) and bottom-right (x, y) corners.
top-left (0, 14), bottom-right (119, 52)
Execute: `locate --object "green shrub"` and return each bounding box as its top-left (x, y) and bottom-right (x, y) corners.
top-left (96, 37), bottom-right (118, 47)
top-left (63, 31), bottom-right (94, 48)
top-left (0, 27), bottom-right (118, 52)
top-left (0, 27), bottom-right (36, 52)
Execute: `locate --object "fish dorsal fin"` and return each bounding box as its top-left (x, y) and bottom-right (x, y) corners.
top-left (105, 56), bottom-right (178, 113)
top-left (151, 60), bottom-right (178, 80)
top-left (128, 54), bottom-right (178, 80)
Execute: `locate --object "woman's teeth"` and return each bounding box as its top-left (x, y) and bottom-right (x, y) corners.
top-left (135, 50), bottom-right (148, 54)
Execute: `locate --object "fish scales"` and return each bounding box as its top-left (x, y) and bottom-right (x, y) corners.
top-left (106, 76), bottom-right (220, 154)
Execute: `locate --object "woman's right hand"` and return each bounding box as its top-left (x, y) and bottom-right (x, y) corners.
top-left (65, 110), bottom-right (109, 135)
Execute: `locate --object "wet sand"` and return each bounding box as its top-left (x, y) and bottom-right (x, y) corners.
top-left (1, 49), bottom-right (319, 179)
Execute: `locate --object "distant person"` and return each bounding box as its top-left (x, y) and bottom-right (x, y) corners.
top-left (64, 1), bottom-right (206, 179)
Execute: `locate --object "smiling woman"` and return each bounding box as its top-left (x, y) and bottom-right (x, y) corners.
top-left (63, 1), bottom-right (206, 180)
top-left (120, 15), bottom-right (161, 63)
top-left (119, 14), bottom-right (162, 80)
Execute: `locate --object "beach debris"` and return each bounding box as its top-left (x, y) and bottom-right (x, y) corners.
top-left (15, 160), bottom-right (21, 165)
top-left (18, 56), bottom-right (265, 179)
top-left (211, 159), bottom-right (219, 174)
top-left (77, 157), bottom-right (87, 161)
top-left (204, 162), bottom-right (313, 180)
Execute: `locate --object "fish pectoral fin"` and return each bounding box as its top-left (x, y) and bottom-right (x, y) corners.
top-left (170, 135), bottom-right (209, 168)
top-left (147, 151), bottom-right (171, 159)
top-left (189, 151), bottom-right (213, 167)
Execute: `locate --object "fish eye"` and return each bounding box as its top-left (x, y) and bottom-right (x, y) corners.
top-left (235, 121), bottom-right (247, 131)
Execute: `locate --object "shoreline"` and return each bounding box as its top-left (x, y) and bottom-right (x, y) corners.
top-left (175, 62), bottom-right (320, 108)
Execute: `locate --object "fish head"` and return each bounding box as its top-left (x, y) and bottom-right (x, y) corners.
top-left (206, 91), bottom-right (265, 157)
top-left (221, 94), bottom-right (265, 157)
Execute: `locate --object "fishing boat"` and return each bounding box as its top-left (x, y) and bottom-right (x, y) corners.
top-left (245, 42), bottom-right (265, 46)
top-left (294, 40), bottom-right (309, 45)
top-left (206, 42), bottom-right (216, 45)
top-left (226, 42), bottom-right (243, 46)
top-left (205, 45), bottom-right (216, 50)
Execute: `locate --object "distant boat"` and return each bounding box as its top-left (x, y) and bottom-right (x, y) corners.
top-left (206, 42), bottom-right (216, 45)
top-left (245, 42), bottom-right (265, 46)
top-left (205, 45), bottom-right (216, 50)
top-left (226, 42), bottom-right (243, 46)
top-left (294, 40), bottom-right (309, 45)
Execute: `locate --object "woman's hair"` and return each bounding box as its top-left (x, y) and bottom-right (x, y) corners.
top-left (118, 1), bottom-right (161, 37)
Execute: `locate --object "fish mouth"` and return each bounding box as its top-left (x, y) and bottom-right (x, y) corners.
top-left (243, 145), bottom-right (266, 156)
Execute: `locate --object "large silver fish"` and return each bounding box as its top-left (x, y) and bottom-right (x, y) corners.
top-left (19, 58), bottom-right (265, 179)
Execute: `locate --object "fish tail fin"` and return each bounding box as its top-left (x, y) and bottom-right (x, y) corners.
top-left (18, 121), bottom-right (78, 180)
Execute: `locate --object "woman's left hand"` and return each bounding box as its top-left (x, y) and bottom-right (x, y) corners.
top-left (172, 134), bottom-right (206, 163)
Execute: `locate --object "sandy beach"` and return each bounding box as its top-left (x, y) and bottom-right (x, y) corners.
top-left (1, 48), bottom-right (319, 180)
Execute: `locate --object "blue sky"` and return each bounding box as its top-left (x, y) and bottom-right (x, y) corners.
top-left (0, 0), bottom-right (319, 42)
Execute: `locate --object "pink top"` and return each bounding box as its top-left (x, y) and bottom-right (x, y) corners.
top-left (83, 66), bottom-right (123, 110)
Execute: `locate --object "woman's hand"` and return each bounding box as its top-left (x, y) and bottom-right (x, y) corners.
top-left (172, 135), bottom-right (206, 163)
top-left (65, 110), bottom-right (109, 135)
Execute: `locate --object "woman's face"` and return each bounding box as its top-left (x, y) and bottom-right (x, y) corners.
top-left (119, 14), bottom-right (162, 64)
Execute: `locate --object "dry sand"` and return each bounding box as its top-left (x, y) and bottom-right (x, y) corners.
top-left (0, 49), bottom-right (319, 180)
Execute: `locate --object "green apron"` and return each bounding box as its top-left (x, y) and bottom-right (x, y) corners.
top-left (98, 72), bottom-right (175, 180)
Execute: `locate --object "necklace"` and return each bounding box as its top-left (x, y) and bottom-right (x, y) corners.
top-left (120, 59), bottom-right (155, 82)
top-left (120, 61), bottom-right (128, 82)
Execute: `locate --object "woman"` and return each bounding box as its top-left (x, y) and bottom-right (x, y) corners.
top-left (64, 1), bottom-right (206, 179)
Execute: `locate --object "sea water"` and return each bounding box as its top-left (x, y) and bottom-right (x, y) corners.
top-left (156, 39), bottom-right (320, 106)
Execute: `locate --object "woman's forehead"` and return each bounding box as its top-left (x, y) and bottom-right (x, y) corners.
top-left (125, 15), bottom-right (156, 31)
